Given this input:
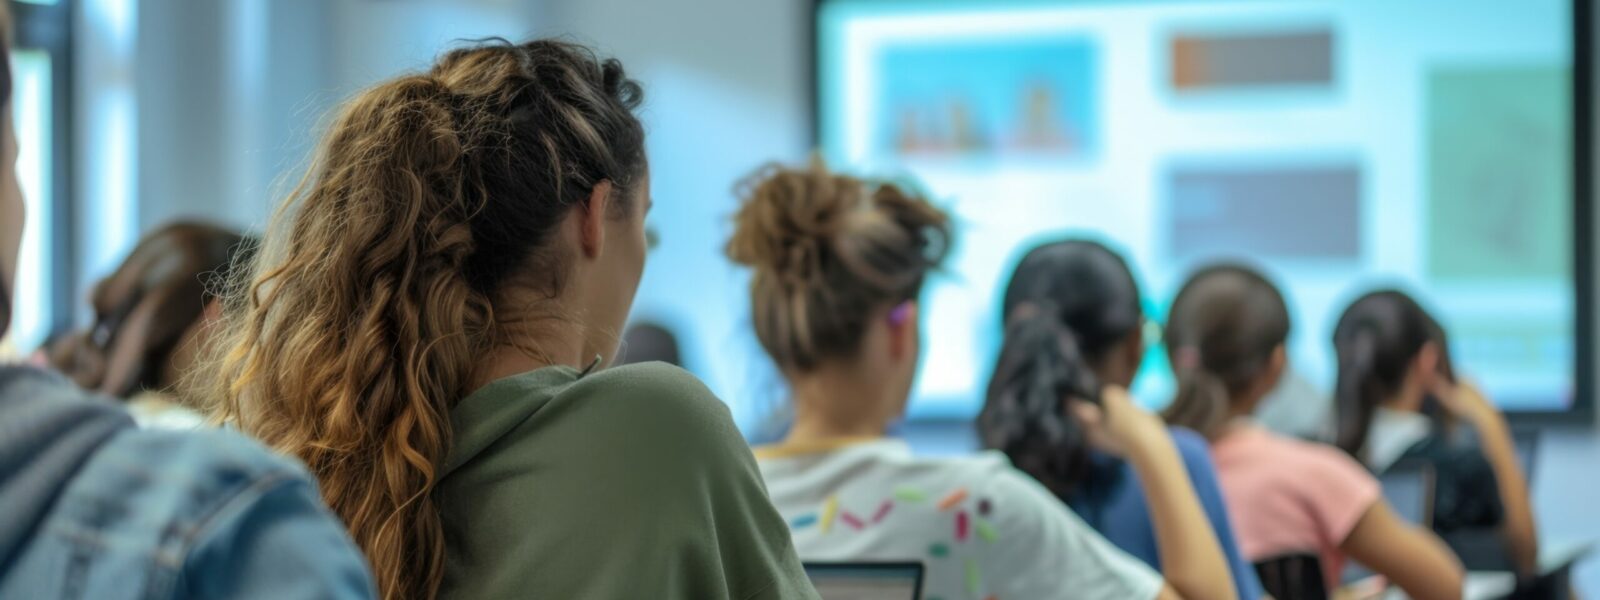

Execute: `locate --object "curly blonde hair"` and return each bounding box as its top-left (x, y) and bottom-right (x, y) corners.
top-left (203, 40), bottom-right (645, 600)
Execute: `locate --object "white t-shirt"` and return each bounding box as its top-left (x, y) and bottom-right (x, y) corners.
top-left (756, 438), bottom-right (1164, 600)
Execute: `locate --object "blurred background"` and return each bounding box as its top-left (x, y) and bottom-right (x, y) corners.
top-left (3, 0), bottom-right (1598, 591)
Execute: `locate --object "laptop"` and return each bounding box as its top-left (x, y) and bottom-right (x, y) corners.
top-left (804, 562), bottom-right (924, 600)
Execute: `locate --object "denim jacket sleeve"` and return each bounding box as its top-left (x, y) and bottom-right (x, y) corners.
top-left (0, 426), bottom-right (375, 600)
top-left (181, 458), bottom-right (376, 600)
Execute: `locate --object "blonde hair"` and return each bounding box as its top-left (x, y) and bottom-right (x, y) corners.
top-left (205, 40), bottom-right (645, 600)
top-left (726, 160), bottom-right (951, 372)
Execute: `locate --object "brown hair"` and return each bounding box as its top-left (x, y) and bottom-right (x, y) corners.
top-left (50, 222), bottom-right (245, 398)
top-left (1160, 264), bottom-right (1290, 438)
top-left (206, 40), bottom-right (645, 600)
top-left (726, 160), bottom-right (950, 372)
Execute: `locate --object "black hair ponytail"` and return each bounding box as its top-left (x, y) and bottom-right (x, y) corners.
top-left (978, 305), bottom-right (1102, 497)
top-left (1334, 327), bottom-right (1382, 457)
top-left (1162, 345), bottom-right (1233, 439)
top-left (1331, 290), bottom-right (1437, 459)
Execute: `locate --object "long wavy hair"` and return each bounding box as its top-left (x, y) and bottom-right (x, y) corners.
top-left (204, 40), bottom-right (645, 600)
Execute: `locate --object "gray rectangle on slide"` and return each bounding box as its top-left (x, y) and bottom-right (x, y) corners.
top-left (1171, 29), bottom-right (1334, 90)
top-left (1167, 164), bottom-right (1361, 260)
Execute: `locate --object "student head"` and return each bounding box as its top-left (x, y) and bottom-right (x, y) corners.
top-left (618, 321), bottom-right (682, 366)
top-left (726, 160), bottom-right (950, 428)
top-left (979, 239), bottom-right (1143, 495)
top-left (0, 6), bottom-right (20, 340)
top-left (210, 40), bottom-right (647, 600)
top-left (1160, 264), bottom-right (1291, 439)
top-left (49, 222), bottom-right (245, 398)
top-left (1331, 290), bottom-right (1449, 457)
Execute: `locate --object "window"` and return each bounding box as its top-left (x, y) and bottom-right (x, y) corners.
top-left (1, 0), bottom-right (71, 357)
top-left (7, 49), bottom-right (51, 353)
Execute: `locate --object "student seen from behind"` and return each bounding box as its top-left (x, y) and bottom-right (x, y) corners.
top-left (980, 239), bottom-right (1263, 599)
top-left (204, 39), bottom-right (817, 600)
top-left (1333, 289), bottom-right (1539, 576)
top-left (731, 161), bottom-right (1235, 600)
top-left (1161, 264), bottom-right (1463, 600)
top-left (48, 222), bottom-right (251, 428)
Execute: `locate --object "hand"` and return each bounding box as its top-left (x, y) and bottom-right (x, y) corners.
top-left (1430, 378), bottom-right (1503, 429)
top-left (1070, 385), bottom-right (1167, 458)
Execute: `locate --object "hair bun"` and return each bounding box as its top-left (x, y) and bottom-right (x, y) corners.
top-left (726, 160), bottom-right (861, 281)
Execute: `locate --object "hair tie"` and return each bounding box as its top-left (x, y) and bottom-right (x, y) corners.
top-left (887, 302), bottom-right (912, 327)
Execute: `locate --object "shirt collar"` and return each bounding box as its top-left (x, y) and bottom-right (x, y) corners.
top-left (753, 436), bottom-right (907, 461)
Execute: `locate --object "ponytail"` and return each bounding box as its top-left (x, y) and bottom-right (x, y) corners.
top-left (979, 306), bottom-right (1101, 497)
top-left (1330, 291), bottom-right (1438, 460)
top-left (1161, 347), bottom-right (1232, 439)
top-left (1159, 264), bottom-right (1292, 438)
top-left (208, 40), bottom-right (647, 600)
top-left (1334, 329), bottom-right (1382, 456)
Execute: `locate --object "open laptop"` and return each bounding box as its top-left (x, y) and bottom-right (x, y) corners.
top-left (804, 562), bottom-right (924, 600)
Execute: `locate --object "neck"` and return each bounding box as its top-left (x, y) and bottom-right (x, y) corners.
top-left (1384, 386), bottom-right (1425, 412)
top-left (784, 367), bottom-right (898, 444)
top-left (475, 317), bottom-right (592, 391)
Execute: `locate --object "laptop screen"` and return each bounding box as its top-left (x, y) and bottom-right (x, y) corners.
top-left (804, 562), bottom-right (924, 600)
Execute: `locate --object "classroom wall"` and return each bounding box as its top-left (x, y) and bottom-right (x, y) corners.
top-left (72, 0), bottom-right (1600, 590)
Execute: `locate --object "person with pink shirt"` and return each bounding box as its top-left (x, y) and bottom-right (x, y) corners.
top-left (1159, 264), bottom-right (1463, 600)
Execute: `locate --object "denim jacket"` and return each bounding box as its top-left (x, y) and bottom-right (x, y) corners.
top-left (0, 366), bottom-right (375, 599)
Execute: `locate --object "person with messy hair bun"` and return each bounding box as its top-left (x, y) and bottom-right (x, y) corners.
top-left (736, 161), bottom-right (1233, 600)
top-left (208, 39), bottom-right (815, 600)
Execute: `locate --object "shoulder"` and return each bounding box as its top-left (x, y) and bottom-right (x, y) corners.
top-left (1168, 426), bottom-right (1218, 470)
top-left (564, 362), bottom-right (730, 422)
top-left (555, 362), bottom-right (749, 470)
top-left (560, 361), bottom-right (739, 441)
top-left (99, 427), bottom-right (322, 508)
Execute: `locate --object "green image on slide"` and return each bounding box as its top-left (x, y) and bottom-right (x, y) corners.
top-left (1427, 65), bottom-right (1570, 280)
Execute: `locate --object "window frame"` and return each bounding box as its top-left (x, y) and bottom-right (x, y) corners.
top-left (10, 0), bottom-right (74, 344)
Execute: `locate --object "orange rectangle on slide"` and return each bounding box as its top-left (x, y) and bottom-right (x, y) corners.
top-left (1172, 29), bottom-right (1334, 91)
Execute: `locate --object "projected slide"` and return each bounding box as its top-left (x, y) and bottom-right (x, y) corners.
top-left (818, 0), bottom-right (1576, 416)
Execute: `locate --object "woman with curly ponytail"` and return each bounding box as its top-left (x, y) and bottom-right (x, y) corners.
top-left (207, 40), bottom-right (815, 600)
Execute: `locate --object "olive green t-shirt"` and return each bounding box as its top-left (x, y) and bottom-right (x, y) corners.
top-left (435, 361), bottom-right (818, 599)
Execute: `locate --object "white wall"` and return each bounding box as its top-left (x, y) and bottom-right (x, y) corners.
top-left (540, 0), bottom-right (813, 428)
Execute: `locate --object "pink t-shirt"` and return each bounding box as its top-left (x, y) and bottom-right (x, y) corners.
top-left (1210, 424), bottom-right (1381, 587)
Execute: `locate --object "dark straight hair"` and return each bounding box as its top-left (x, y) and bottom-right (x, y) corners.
top-left (1331, 290), bottom-right (1441, 458)
top-left (1160, 264), bottom-right (1291, 439)
top-left (979, 239), bottom-right (1142, 497)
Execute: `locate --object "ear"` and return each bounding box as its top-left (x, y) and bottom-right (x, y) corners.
top-left (577, 180), bottom-right (615, 260)
top-left (886, 301), bottom-right (918, 362)
top-left (1122, 322), bottom-right (1145, 375)
top-left (1261, 343), bottom-right (1289, 391)
top-left (1413, 341), bottom-right (1442, 386)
